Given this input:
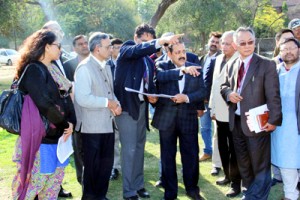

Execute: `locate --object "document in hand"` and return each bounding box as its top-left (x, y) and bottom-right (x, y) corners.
top-left (57, 135), bottom-right (74, 163)
top-left (125, 87), bottom-right (175, 98)
top-left (247, 104), bottom-right (269, 133)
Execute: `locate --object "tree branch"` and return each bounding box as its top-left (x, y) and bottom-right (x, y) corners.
top-left (149, 0), bottom-right (178, 28)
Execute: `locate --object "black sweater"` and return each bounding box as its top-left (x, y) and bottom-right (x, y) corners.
top-left (19, 61), bottom-right (76, 144)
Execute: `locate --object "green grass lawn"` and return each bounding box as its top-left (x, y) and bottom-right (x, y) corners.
top-left (0, 128), bottom-right (283, 200)
top-left (0, 72), bottom-right (283, 199)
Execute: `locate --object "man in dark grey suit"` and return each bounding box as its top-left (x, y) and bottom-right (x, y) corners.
top-left (221, 27), bottom-right (282, 200)
top-left (152, 41), bottom-right (205, 200)
top-left (64, 35), bottom-right (89, 81)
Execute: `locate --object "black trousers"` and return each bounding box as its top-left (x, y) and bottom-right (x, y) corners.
top-left (72, 130), bottom-right (84, 184)
top-left (216, 120), bottom-right (241, 188)
top-left (160, 118), bottom-right (199, 199)
top-left (81, 132), bottom-right (114, 200)
top-left (232, 116), bottom-right (271, 200)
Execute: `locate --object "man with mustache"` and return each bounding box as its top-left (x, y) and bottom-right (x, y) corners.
top-left (152, 40), bottom-right (206, 200)
top-left (198, 32), bottom-right (223, 176)
top-left (271, 37), bottom-right (300, 200)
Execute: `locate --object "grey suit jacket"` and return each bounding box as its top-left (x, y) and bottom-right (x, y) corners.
top-left (220, 53), bottom-right (282, 137)
top-left (74, 55), bottom-right (116, 133)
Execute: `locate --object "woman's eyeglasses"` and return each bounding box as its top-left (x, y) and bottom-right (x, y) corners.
top-left (51, 43), bottom-right (62, 50)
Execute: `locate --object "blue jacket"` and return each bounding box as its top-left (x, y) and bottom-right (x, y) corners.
top-left (114, 40), bottom-right (157, 122)
top-left (151, 60), bottom-right (206, 132)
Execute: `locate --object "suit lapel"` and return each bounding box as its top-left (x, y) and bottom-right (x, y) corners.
top-left (169, 61), bottom-right (180, 93)
top-left (241, 54), bottom-right (258, 92)
top-left (232, 60), bottom-right (239, 91)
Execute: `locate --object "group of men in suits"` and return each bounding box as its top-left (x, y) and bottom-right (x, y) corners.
top-left (47, 20), bottom-right (283, 200)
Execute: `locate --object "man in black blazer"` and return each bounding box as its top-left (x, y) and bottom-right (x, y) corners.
top-left (152, 41), bottom-right (205, 200)
top-left (63, 35), bottom-right (89, 185)
top-left (114, 23), bottom-right (183, 200)
top-left (221, 27), bottom-right (282, 200)
top-left (64, 35), bottom-right (89, 81)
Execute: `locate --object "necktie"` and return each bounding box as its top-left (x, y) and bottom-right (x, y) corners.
top-left (143, 58), bottom-right (149, 92)
top-left (237, 62), bottom-right (244, 88)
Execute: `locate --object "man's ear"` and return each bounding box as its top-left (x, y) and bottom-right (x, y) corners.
top-left (134, 34), bottom-right (138, 43)
top-left (232, 42), bottom-right (238, 50)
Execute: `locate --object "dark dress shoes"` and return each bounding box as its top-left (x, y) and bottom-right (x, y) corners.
top-left (58, 185), bottom-right (72, 197)
top-left (124, 195), bottom-right (140, 200)
top-left (210, 167), bottom-right (221, 176)
top-left (137, 188), bottom-right (150, 198)
top-left (226, 187), bottom-right (241, 198)
top-left (216, 177), bottom-right (231, 186)
top-left (110, 168), bottom-right (119, 180)
top-left (186, 192), bottom-right (203, 200)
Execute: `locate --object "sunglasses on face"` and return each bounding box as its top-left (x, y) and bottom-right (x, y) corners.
top-left (238, 40), bottom-right (254, 47)
top-left (51, 43), bottom-right (62, 50)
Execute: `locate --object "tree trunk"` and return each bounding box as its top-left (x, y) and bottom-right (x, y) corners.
top-left (149, 0), bottom-right (178, 28)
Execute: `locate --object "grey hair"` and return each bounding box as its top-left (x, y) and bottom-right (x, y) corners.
top-left (233, 27), bottom-right (255, 43)
top-left (89, 32), bottom-right (109, 52)
top-left (221, 30), bottom-right (235, 41)
top-left (161, 32), bottom-right (174, 37)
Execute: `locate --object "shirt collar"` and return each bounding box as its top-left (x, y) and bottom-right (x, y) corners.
top-left (239, 54), bottom-right (253, 66)
top-left (91, 54), bottom-right (107, 69)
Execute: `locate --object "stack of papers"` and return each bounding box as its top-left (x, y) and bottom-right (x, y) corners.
top-left (125, 87), bottom-right (175, 98)
top-left (246, 104), bottom-right (269, 133)
top-left (57, 135), bottom-right (74, 163)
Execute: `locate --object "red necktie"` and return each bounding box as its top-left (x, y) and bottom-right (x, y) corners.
top-left (237, 62), bottom-right (244, 88)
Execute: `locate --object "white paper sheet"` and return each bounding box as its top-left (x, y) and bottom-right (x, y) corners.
top-left (247, 104), bottom-right (269, 133)
top-left (125, 87), bottom-right (175, 98)
top-left (57, 135), bottom-right (74, 163)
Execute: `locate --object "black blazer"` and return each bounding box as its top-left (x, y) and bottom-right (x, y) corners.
top-left (151, 60), bottom-right (206, 132)
top-left (106, 58), bottom-right (116, 80)
top-left (63, 56), bottom-right (80, 81)
top-left (114, 40), bottom-right (157, 122)
top-left (19, 61), bottom-right (76, 143)
top-left (199, 51), bottom-right (221, 101)
top-left (220, 53), bottom-right (282, 137)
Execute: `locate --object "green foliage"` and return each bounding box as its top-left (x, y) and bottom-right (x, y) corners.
top-left (132, 0), bottom-right (161, 22)
top-left (253, 4), bottom-right (285, 38)
top-left (40, 0), bottom-right (140, 40)
top-left (156, 0), bottom-right (255, 52)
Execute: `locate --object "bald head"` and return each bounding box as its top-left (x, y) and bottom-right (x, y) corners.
top-left (42, 21), bottom-right (64, 42)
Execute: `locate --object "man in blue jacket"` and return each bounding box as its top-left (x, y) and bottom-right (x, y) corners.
top-left (114, 23), bottom-right (182, 200)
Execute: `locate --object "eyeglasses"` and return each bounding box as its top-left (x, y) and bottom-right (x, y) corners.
top-left (51, 43), bottom-right (62, 50)
top-left (99, 45), bottom-right (113, 50)
top-left (221, 42), bottom-right (232, 46)
top-left (112, 46), bottom-right (121, 50)
top-left (280, 46), bottom-right (298, 53)
top-left (238, 40), bottom-right (254, 46)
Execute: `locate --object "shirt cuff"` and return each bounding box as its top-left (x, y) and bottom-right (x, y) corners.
top-left (185, 95), bottom-right (190, 103)
top-left (105, 98), bottom-right (108, 107)
top-left (155, 40), bottom-right (162, 49)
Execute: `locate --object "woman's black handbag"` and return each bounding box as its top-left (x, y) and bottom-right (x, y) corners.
top-left (0, 67), bottom-right (28, 135)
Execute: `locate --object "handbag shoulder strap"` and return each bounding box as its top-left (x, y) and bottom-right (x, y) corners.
top-left (17, 65), bottom-right (30, 86)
